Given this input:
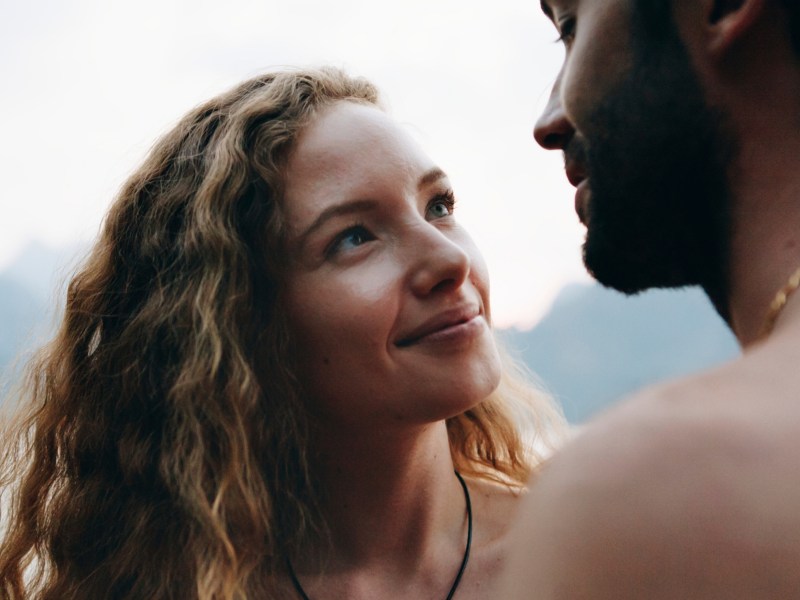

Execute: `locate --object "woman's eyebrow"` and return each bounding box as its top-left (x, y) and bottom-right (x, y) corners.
top-left (418, 167), bottom-right (447, 189)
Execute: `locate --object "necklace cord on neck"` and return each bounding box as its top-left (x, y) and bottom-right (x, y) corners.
top-left (286, 554), bottom-right (311, 600)
top-left (446, 470), bottom-right (472, 600)
top-left (286, 470), bottom-right (473, 600)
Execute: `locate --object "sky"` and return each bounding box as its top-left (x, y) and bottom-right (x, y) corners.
top-left (0, 0), bottom-right (591, 329)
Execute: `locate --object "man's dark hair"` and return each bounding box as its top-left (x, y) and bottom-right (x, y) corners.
top-left (636, 0), bottom-right (800, 56)
top-left (781, 0), bottom-right (800, 55)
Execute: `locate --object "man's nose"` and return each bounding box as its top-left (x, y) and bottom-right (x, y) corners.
top-left (534, 75), bottom-right (574, 151)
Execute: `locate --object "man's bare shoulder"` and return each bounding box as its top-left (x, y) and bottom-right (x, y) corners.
top-left (503, 346), bottom-right (800, 599)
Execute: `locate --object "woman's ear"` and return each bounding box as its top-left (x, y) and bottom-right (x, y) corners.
top-left (705, 0), bottom-right (768, 56)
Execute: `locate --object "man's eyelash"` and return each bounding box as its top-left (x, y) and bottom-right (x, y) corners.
top-left (554, 18), bottom-right (576, 44)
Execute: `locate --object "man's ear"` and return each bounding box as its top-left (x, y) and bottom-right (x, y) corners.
top-left (705, 0), bottom-right (767, 55)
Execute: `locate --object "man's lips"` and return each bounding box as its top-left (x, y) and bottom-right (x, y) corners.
top-left (575, 180), bottom-right (591, 225)
top-left (563, 135), bottom-right (589, 188)
top-left (565, 158), bottom-right (590, 225)
top-left (565, 162), bottom-right (586, 188)
top-left (395, 306), bottom-right (481, 347)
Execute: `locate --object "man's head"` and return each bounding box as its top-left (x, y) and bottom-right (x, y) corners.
top-left (782, 0), bottom-right (800, 53)
top-left (636, 0), bottom-right (799, 53)
top-left (535, 0), bottom-right (797, 317)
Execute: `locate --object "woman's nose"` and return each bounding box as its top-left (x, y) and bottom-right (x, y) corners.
top-left (408, 226), bottom-right (471, 297)
top-left (534, 75), bottom-right (574, 151)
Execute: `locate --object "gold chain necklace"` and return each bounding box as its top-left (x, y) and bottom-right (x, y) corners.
top-left (758, 267), bottom-right (800, 339)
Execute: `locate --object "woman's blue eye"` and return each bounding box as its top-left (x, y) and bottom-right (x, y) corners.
top-left (429, 202), bottom-right (450, 218)
top-left (330, 225), bottom-right (373, 255)
top-left (427, 192), bottom-right (456, 220)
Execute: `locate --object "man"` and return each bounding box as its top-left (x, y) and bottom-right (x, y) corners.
top-left (501, 0), bottom-right (800, 597)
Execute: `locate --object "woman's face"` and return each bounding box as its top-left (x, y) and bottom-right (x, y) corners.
top-left (282, 101), bottom-right (501, 430)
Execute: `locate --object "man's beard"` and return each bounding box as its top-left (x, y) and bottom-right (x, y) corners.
top-left (571, 5), bottom-right (737, 319)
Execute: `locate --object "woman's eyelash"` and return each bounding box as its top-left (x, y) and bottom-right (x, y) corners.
top-left (326, 223), bottom-right (371, 257)
top-left (430, 190), bottom-right (457, 212)
top-left (324, 191), bottom-right (456, 258)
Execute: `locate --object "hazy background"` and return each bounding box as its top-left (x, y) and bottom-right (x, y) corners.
top-left (1, 0), bottom-right (580, 327)
top-left (0, 0), bottom-right (740, 421)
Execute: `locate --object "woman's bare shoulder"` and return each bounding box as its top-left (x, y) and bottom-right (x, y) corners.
top-left (465, 475), bottom-right (526, 543)
top-left (455, 476), bottom-right (528, 599)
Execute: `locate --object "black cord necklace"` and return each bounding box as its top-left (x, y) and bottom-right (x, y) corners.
top-left (286, 470), bottom-right (473, 600)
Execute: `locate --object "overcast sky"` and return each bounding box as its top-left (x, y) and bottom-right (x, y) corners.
top-left (0, 0), bottom-right (590, 329)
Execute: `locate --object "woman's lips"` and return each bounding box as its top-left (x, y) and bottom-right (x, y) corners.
top-left (405, 315), bottom-right (485, 347)
top-left (395, 307), bottom-right (483, 347)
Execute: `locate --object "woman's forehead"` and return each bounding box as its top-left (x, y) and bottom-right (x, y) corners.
top-left (283, 102), bottom-right (438, 218)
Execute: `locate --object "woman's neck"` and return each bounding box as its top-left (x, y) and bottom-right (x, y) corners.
top-left (303, 420), bottom-right (466, 569)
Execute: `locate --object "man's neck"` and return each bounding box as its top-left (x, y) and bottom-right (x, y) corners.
top-left (694, 2), bottom-right (800, 347)
top-left (726, 137), bottom-right (800, 347)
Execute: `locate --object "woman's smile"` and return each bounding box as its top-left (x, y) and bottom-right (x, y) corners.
top-left (395, 305), bottom-right (485, 348)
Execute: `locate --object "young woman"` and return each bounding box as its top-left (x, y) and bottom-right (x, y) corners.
top-left (0, 68), bottom-right (564, 599)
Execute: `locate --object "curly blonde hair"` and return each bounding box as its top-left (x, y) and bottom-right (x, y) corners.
top-left (0, 67), bottom-right (563, 599)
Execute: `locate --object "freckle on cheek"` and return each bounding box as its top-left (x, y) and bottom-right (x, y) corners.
top-left (323, 357), bottom-right (331, 365)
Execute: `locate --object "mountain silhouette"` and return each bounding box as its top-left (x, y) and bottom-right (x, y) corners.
top-left (499, 283), bottom-right (740, 422)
